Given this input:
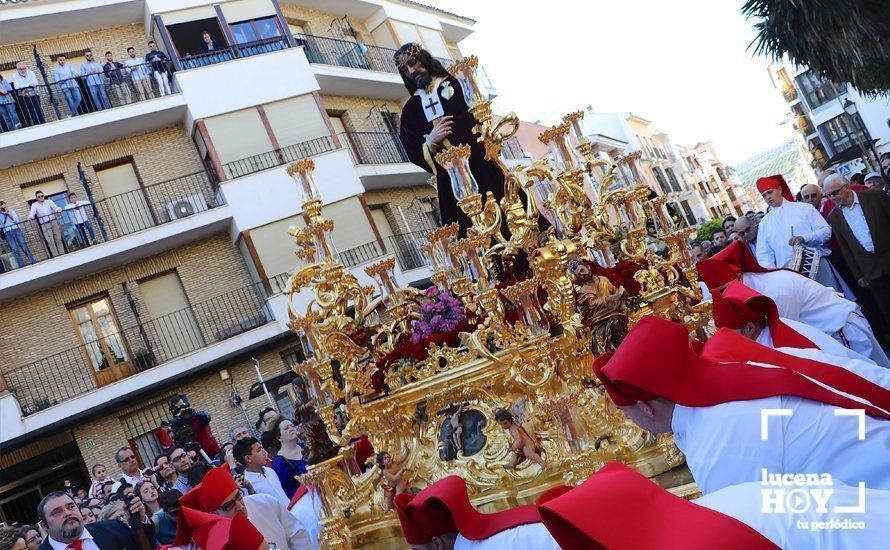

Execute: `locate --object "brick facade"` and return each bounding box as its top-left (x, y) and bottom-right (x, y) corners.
top-left (0, 126), bottom-right (203, 212)
top-left (0, 233), bottom-right (252, 375)
top-left (280, 5), bottom-right (373, 42)
top-left (319, 95), bottom-right (404, 133)
top-left (72, 337), bottom-right (298, 474)
top-left (364, 186), bottom-right (438, 236)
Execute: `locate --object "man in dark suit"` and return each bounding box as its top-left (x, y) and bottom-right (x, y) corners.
top-left (37, 490), bottom-right (154, 549)
top-left (824, 173), bottom-right (890, 340)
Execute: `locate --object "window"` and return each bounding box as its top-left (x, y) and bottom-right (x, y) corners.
top-left (665, 168), bottom-right (680, 193)
top-left (69, 296), bottom-right (129, 372)
top-left (794, 71), bottom-right (840, 110)
top-left (229, 16), bottom-right (283, 44)
top-left (122, 400), bottom-right (172, 467)
top-left (818, 114), bottom-right (868, 155)
top-left (651, 167), bottom-right (668, 194)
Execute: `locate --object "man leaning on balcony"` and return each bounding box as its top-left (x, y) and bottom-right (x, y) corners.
top-left (10, 61), bottom-right (45, 126)
top-left (81, 50), bottom-right (112, 111)
top-left (104, 51), bottom-right (133, 105)
top-left (1, 200), bottom-right (35, 267)
top-left (0, 74), bottom-right (21, 130)
top-left (27, 190), bottom-right (66, 258)
top-left (145, 41), bottom-right (172, 96)
top-left (53, 54), bottom-right (83, 117)
top-left (125, 47), bottom-right (154, 101)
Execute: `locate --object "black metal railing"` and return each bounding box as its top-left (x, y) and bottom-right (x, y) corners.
top-left (0, 61), bottom-right (176, 133)
top-left (178, 36), bottom-right (289, 70)
top-left (342, 132), bottom-right (409, 165)
top-left (296, 34), bottom-right (453, 75)
top-left (5, 281), bottom-right (274, 416)
top-left (337, 229), bottom-right (433, 271)
top-left (223, 135), bottom-right (336, 179)
top-left (0, 169), bottom-right (220, 273)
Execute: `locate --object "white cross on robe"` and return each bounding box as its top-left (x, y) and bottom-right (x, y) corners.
top-left (417, 85), bottom-right (445, 122)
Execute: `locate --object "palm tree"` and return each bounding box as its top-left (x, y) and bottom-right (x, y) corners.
top-left (742, 0), bottom-right (890, 94)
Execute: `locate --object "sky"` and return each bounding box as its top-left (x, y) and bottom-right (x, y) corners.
top-left (420, 0), bottom-right (794, 165)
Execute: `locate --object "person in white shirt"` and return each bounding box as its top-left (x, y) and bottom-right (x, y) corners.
top-left (233, 437), bottom-right (290, 508)
top-left (63, 192), bottom-right (95, 247)
top-left (755, 173), bottom-right (853, 296)
top-left (80, 50), bottom-right (111, 110)
top-left (52, 54), bottom-right (82, 116)
top-left (594, 316), bottom-right (890, 497)
top-left (27, 190), bottom-right (65, 258)
top-left (124, 47), bottom-right (154, 101)
top-left (698, 240), bottom-right (890, 368)
top-left (10, 61), bottom-right (45, 125)
top-left (110, 447), bottom-right (145, 493)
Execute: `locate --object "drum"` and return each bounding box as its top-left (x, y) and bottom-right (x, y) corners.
top-left (788, 245), bottom-right (820, 279)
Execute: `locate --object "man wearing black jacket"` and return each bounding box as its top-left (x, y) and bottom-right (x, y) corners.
top-left (37, 491), bottom-right (155, 549)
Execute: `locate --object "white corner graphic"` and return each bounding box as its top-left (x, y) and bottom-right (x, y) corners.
top-left (834, 409), bottom-right (866, 440)
top-left (760, 408), bottom-right (792, 440)
top-left (834, 482), bottom-right (867, 513)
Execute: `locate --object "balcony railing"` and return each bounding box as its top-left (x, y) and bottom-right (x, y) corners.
top-left (338, 228), bottom-right (433, 271)
top-left (296, 34), bottom-right (452, 75)
top-left (0, 61), bottom-right (176, 133)
top-left (1, 169), bottom-right (221, 273)
top-left (223, 135), bottom-right (336, 179)
top-left (342, 132), bottom-right (409, 165)
top-left (177, 37), bottom-right (289, 70)
top-left (4, 281), bottom-right (275, 416)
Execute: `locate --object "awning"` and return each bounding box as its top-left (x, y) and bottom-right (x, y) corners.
top-left (248, 371), bottom-right (297, 399)
top-left (822, 139), bottom-right (878, 168)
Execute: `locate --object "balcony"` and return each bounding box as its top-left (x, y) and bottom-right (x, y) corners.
top-left (341, 132), bottom-right (428, 190)
top-left (223, 135), bottom-right (337, 179)
top-left (0, 169), bottom-right (228, 302)
top-left (4, 282), bottom-right (274, 417)
top-left (339, 229), bottom-right (432, 272)
top-left (0, 61), bottom-right (186, 168)
top-left (177, 37), bottom-right (290, 70)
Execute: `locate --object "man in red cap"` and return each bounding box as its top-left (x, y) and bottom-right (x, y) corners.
top-left (174, 465), bottom-right (310, 549)
top-left (538, 461), bottom-right (890, 549)
top-left (698, 240), bottom-right (890, 368)
top-left (754, 174), bottom-right (851, 295)
top-left (593, 316), bottom-right (890, 495)
top-left (393, 475), bottom-right (559, 549)
top-left (179, 507), bottom-right (268, 550)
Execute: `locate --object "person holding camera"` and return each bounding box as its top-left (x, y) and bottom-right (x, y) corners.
top-left (168, 394), bottom-right (221, 460)
top-left (1, 201), bottom-right (35, 268)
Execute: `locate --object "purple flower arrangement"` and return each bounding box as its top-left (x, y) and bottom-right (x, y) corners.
top-left (410, 286), bottom-right (468, 344)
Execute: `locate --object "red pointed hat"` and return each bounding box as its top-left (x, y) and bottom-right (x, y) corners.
top-left (180, 508), bottom-right (222, 549)
top-left (173, 464), bottom-right (240, 545)
top-left (756, 173), bottom-right (795, 202)
top-left (592, 315), bottom-right (890, 418)
top-left (181, 508), bottom-right (265, 550)
top-left (696, 240), bottom-right (787, 289)
top-left (394, 492), bottom-right (433, 545)
top-left (537, 461), bottom-right (777, 550)
top-left (287, 485), bottom-right (309, 511)
top-left (718, 281), bottom-right (816, 349)
top-left (404, 475), bottom-right (541, 541)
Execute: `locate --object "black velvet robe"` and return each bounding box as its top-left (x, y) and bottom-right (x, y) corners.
top-left (398, 75), bottom-right (506, 237)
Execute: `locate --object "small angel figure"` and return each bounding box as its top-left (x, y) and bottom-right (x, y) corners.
top-left (376, 444), bottom-right (412, 512)
top-left (495, 408), bottom-right (547, 470)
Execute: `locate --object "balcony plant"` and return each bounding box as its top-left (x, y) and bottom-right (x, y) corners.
top-left (134, 348), bottom-right (157, 371)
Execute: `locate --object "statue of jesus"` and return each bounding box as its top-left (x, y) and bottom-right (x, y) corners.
top-left (395, 43), bottom-right (508, 237)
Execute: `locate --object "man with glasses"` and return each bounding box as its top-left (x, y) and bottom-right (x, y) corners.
top-left (825, 173), bottom-right (890, 345)
top-left (177, 465), bottom-right (310, 549)
top-left (111, 447), bottom-right (144, 492)
top-left (731, 215), bottom-right (757, 254)
top-left (167, 446), bottom-right (195, 494)
top-left (80, 50), bottom-right (112, 111)
top-left (27, 190), bottom-right (65, 258)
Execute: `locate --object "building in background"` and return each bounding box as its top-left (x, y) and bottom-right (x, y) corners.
top-left (0, 0), bottom-right (483, 525)
top-left (768, 61), bottom-right (890, 179)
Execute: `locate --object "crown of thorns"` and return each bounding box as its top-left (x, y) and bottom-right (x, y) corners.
top-left (394, 43), bottom-right (423, 68)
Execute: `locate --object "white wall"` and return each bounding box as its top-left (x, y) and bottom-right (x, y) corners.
top-left (220, 149), bottom-right (366, 233)
top-left (175, 48), bottom-right (320, 127)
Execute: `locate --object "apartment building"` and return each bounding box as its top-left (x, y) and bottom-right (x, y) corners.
top-left (768, 61), bottom-right (890, 177)
top-left (0, 0), bottom-right (482, 524)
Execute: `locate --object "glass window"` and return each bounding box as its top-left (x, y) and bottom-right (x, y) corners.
top-left (231, 22), bottom-right (258, 44)
top-left (794, 71), bottom-right (840, 110)
top-left (818, 114), bottom-right (867, 154)
top-left (230, 16), bottom-right (282, 44)
top-left (69, 297), bottom-right (128, 371)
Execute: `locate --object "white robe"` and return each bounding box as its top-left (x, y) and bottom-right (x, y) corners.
top-left (756, 200), bottom-right (832, 270)
top-left (743, 271), bottom-right (890, 368)
top-left (671, 395), bottom-right (890, 495)
top-left (289, 488), bottom-right (323, 550)
top-left (455, 523), bottom-right (560, 549)
top-left (696, 480), bottom-right (890, 549)
top-left (245, 493), bottom-right (312, 550)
